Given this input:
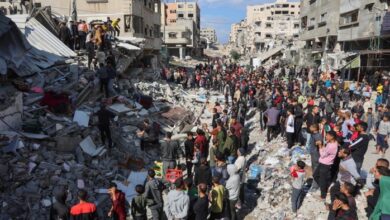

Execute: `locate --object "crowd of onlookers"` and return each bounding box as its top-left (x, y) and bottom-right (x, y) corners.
top-left (49, 58), bottom-right (390, 220)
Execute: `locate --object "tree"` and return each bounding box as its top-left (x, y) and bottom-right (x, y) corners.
top-left (230, 50), bottom-right (241, 62)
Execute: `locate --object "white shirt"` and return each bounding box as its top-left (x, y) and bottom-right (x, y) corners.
top-left (286, 115), bottom-right (295, 133)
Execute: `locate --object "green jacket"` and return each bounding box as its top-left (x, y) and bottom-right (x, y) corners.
top-left (216, 130), bottom-right (226, 153)
top-left (210, 185), bottom-right (225, 213)
top-left (223, 135), bottom-right (238, 157)
top-left (131, 194), bottom-right (147, 217)
top-left (370, 176), bottom-right (390, 220)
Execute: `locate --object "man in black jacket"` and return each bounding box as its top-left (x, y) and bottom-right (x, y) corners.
top-left (50, 188), bottom-right (70, 220)
top-left (59, 22), bottom-right (71, 48)
top-left (349, 122), bottom-right (369, 172)
top-left (184, 132), bottom-right (195, 177)
top-left (96, 103), bottom-right (115, 149)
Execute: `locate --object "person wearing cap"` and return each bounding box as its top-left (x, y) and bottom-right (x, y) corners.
top-left (144, 169), bottom-right (163, 220)
top-left (70, 189), bottom-right (97, 220)
top-left (108, 182), bottom-right (126, 220)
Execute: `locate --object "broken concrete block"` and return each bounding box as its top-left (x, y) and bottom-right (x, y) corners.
top-left (79, 136), bottom-right (105, 157)
top-left (77, 179), bottom-right (85, 189)
top-left (73, 110), bottom-right (91, 127)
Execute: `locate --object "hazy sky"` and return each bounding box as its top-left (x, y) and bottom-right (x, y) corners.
top-left (199, 0), bottom-right (295, 44)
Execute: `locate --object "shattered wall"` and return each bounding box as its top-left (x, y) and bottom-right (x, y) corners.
top-left (0, 93), bottom-right (23, 131)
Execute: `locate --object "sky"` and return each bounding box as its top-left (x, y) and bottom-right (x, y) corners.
top-left (198, 0), bottom-right (282, 44)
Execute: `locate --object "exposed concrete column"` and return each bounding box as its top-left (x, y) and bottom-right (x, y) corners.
top-left (179, 47), bottom-right (186, 60)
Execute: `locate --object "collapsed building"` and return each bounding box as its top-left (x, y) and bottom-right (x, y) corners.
top-left (0, 11), bottom-right (210, 219)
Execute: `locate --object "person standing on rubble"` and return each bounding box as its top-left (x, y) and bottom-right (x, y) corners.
top-left (106, 60), bottom-right (117, 97)
top-left (85, 36), bottom-right (96, 70)
top-left (70, 189), bottom-right (97, 219)
top-left (144, 169), bottom-right (164, 220)
top-left (108, 183), bottom-right (127, 220)
top-left (49, 187), bottom-right (70, 220)
top-left (97, 63), bottom-right (110, 97)
top-left (96, 103), bottom-right (114, 149)
top-left (161, 132), bottom-right (181, 179)
top-left (112, 18), bottom-right (121, 37)
top-left (77, 20), bottom-right (88, 50)
top-left (59, 22), bottom-right (71, 49)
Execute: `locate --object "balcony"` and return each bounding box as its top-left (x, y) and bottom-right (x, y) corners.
top-left (164, 37), bottom-right (191, 45)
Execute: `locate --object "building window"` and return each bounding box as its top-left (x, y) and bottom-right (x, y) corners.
top-left (188, 13), bottom-right (194, 18)
top-left (265, 34), bottom-right (272, 38)
top-left (282, 4), bottom-right (289, 8)
top-left (320, 12), bottom-right (327, 22)
top-left (291, 12), bottom-right (295, 14)
top-left (294, 23), bottom-right (299, 28)
top-left (266, 23), bottom-right (272, 28)
top-left (340, 10), bottom-right (359, 26)
top-left (365, 3), bottom-right (374, 12)
top-left (168, 32), bottom-right (177, 38)
top-left (309, 0), bottom-right (316, 5)
top-left (260, 8), bottom-right (264, 11)
top-left (188, 4), bottom-right (194, 8)
top-left (170, 10), bottom-right (176, 13)
top-left (275, 11), bottom-right (281, 14)
top-left (144, 0), bottom-right (147, 6)
top-left (154, 25), bottom-right (160, 37)
top-left (282, 11), bottom-right (288, 14)
top-left (169, 19), bottom-right (176, 23)
top-left (178, 13), bottom-right (184, 18)
top-left (291, 5), bottom-right (295, 8)
top-left (145, 27), bottom-right (148, 36)
top-left (255, 21), bottom-right (261, 26)
top-left (178, 4), bottom-right (183, 8)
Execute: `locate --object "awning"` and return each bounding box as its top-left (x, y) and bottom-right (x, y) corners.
top-left (117, 42), bottom-right (140, 51)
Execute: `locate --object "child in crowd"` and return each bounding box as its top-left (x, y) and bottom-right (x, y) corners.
top-left (291, 160), bottom-right (306, 215)
top-left (376, 115), bottom-right (390, 156)
top-left (131, 185), bottom-right (147, 220)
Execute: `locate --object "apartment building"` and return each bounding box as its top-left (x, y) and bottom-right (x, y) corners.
top-left (300, 0), bottom-right (340, 55)
top-left (161, 0), bottom-right (201, 59)
top-left (337, 0), bottom-right (390, 73)
top-left (229, 19), bottom-right (249, 54)
top-left (246, 0), bottom-right (300, 53)
top-left (201, 28), bottom-right (217, 43)
top-left (35, 0), bottom-right (162, 52)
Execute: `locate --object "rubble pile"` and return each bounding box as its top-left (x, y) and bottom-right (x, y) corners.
top-left (242, 112), bottom-right (369, 220)
top-left (0, 12), bottom-right (209, 220)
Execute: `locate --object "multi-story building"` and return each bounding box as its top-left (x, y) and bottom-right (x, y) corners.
top-left (300, 0), bottom-right (390, 76)
top-left (337, 0), bottom-right (390, 74)
top-left (229, 19), bottom-right (249, 53)
top-left (246, 0), bottom-right (300, 54)
top-left (200, 28), bottom-right (217, 43)
top-left (34, 0), bottom-right (162, 53)
top-left (300, 0), bottom-right (340, 55)
top-left (161, 0), bottom-right (201, 59)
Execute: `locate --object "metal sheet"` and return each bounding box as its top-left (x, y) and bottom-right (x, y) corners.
top-left (8, 15), bottom-right (76, 57)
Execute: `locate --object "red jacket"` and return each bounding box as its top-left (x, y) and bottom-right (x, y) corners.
top-left (112, 191), bottom-right (127, 220)
top-left (195, 135), bottom-right (207, 156)
top-left (70, 202), bottom-right (97, 220)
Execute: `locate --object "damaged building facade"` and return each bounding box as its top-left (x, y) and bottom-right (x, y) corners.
top-left (300, 0), bottom-right (390, 77)
top-left (35, 0), bottom-right (162, 58)
top-left (161, 0), bottom-right (202, 59)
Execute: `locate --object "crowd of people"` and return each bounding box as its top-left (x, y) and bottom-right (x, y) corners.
top-left (48, 57), bottom-right (390, 220)
top-left (59, 17), bottom-right (121, 53)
